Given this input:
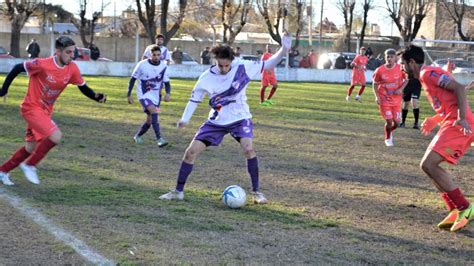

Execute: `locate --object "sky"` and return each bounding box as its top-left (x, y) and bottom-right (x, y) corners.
top-left (48, 0), bottom-right (398, 36)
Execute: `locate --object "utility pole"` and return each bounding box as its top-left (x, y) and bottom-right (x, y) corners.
top-left (308, 0), bottom-right (312, 46)
top-left (319, 0), bottom-right (323, 53)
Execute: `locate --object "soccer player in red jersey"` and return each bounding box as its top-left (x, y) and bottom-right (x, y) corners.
top-left (398, 45), bottom-right (474, 232)
top-left (0, 36), bottom-right (107, 186)
top-left (346, 47), bottom-right (369, 102)
top-left (260, 44), bottom-right (278, 106)
top-left (372, 49), bottom-right (407, 147)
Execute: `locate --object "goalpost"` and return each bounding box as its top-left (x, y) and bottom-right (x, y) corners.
top-left (411, 38), bottom-right (474, 66)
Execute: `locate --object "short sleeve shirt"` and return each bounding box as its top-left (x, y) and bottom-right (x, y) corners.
top-left (419, 65), bottom-right (474, 123)
top-left (190, 60), bottom-right (264, 125)
top-left (22, 57), bottom-right (84, 114)
top-left (372, 64), bottom-right (405, 106)
top-left (131, 59), bottom-right (169, 105)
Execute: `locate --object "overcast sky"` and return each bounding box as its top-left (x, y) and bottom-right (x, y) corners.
top-left (48, 0), bottom-right (398, 36)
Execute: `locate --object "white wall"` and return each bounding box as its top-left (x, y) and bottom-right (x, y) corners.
top-left (0, 58), bottom-right (473, 85)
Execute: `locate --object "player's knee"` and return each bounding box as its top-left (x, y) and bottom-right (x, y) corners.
top-left (183, 147), bottom-right (198, 162)
top-left (420, 159), bottom-right (432, 174)
top-left (243, 147), bottom-right (255, 158)
top-left (49, 130), bottom-right (62, 144)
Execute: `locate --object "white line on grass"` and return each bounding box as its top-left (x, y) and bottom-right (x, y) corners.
top-left (0, 188), bottom-right (115, 265)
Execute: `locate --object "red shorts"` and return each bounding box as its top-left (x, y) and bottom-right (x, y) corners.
top-left (261, 74), bottom-right (277, 87)
top-left (21, 108), bottom-right (59, 142)
top-left (428, 122), bottom-right (474, 165)
top-left (379, 105), bottom-right (401, 122)
top-left (351, 70), bottom-right (366, 85)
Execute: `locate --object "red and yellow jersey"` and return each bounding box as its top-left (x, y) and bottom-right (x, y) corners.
top-left (261, 52), bottom-right (275, 76)
top-left (21, 57), bottom-right (85, 114)
top-left (372, 63), bottom-right (405, 106)
top-left (419, 65), bottom-right (474, 123)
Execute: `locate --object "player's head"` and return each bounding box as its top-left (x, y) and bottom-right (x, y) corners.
top-left (359, 46), bottom-right (366, 55)
top-left (150, 45), bottom-right (161, 64)
top-left (397, 45), bottom-right (424, 77)
top-left (384, 48), bottom-right (397, 66)
top-left (155, 34), bottom-right (165, 45)
top-left (211, 44), bottom-right (234, 74)
top-left (265, 44), bottom-right (271, 53)
top-left (55, 36), bottom-right (76, 66)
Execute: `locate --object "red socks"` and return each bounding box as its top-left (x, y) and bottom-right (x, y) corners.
top-left (25, 138), bottom-right (57, 166)
top-left (441, 192), bottom-right (456, 211)
top-left (0, 147), bottom-right (31, 173)
top-left (447, 188), bottom-right (470, 211)
top-left (347, 85), bottom-right (355, 96)
top-left (357, 85), bottom-right (365, 96)
top-left (260, 87), bottom-right (266, 103)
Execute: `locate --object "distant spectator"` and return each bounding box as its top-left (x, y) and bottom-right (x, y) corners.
top-left (288, 48), bottom-right (299, 68)
top-left (308, 49), bottom-right (318, 68)
top-left (200, 47), bottom-right (211, 65)
top-left (299, 56), bottom-right (311, 68)
top-left (234, 47), bottom-right (241, 58)
top-left (171, 47), bottom-right (183, 64)
top-left (26, 39), bottom-right (40, 58)
top-left (88, 44), bottom-right (100, 61)
top-left (334, 53), bottom-right (346, 69)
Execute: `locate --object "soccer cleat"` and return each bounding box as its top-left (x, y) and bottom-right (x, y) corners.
top-left (19, 163), bottom-right (40, 185)
top-left (399, 122), bottom-right (405, 128)
top-left (0, 171), bottom-right (14, 186)
top-left (133, 135), bottom-right (143, 144)
top-left (384, 138), bottom-right (394, 147)
top-left (437, 209), bottom-right (459, 229)
top-left (265, 99), bottom-right (273, 105)
top-left (159, 189), bottom-right (184, 200)
top-left (413, 123), bottom-right (420, 129)
top-left (252, 191), bottom-right (268, 204)
top-left (260, 101), bottom-right (270, 106)
top-left (157, 137), bottom-right (168, 148)
top-left (450, 204), bottom-right (474, 232)
top-left (345, 95), bottom-right (351, 102)
top-left (355, 95), bottom-right (361, 102)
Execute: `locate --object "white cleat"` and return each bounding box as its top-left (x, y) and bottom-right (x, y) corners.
top-left (355, 95), bottom-right (361, 102)
top-left (0, 171), bottom-right (14, 186)
top-left (384, 138), bottom-right (394, 147)
top-left (159, 189), bottom-right (184, 200)
top-left (345, 96), bottom-right (351, 102)
top-left (19, 163), bottom-right (40, 185)
top-left (252, 191), bottom-right (268, 204)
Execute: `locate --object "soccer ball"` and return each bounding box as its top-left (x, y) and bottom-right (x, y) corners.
top-left (222, 185), bottom-right (247, 209)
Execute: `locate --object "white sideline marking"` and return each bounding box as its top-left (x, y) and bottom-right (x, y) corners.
top-left (0, 188), bottom-right (115, 265)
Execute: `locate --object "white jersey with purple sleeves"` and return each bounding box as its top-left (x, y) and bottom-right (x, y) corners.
top-left (132, 59), bottom-right (169, 105)
top-left (190, 60), bottom-right (264, 125)
top-left (142, 45), bottom-right (171, 62)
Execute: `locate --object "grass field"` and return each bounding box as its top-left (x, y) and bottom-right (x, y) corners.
top-left (0, 75), bottom-right (473, 264)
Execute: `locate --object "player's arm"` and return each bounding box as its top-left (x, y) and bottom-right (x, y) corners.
top-left (372, 82), bottom-right (380, 105)
top-left (442, 76), bottom-right (472, 134)
top-left (77, 84), bottom-right (107, 103)
top-left (177, 85), bottom-right (206, 128)
top-left (163, 82), bottom-right (171, 102)
top-left (0, 63), bottom-right (26, 97)
top-left (262, 32), bottom-right (291, 71)
top-left (127, 77), bottom-right (136, 104)
top-left (421, 113), bottom-right (443, 136)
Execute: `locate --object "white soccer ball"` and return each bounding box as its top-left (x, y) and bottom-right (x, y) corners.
top-left (222, 185), bottom-right (247, 209)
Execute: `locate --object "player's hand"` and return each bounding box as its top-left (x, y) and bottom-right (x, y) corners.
top-left (421, 117), bottom-right (439, 136)
top-left (177, 120), bottom-right (187, 129)
top-left (281, 30), bottom-right (292, 51)
top-left (454, 119), bottom-right (472, 135)
top-left (127, 96), bottom-right (133, 104)
top-left (95, 93), bottom-right (107, 103)
top-left (164, 93), bottom-right (170, 102)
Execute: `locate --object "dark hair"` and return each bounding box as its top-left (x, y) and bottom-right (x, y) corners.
top-left (397, 45), bottom-right (424, 64)
top-left (55, 36), bottom-right (75, 49)
top-left (150, 45), bottom-right (161, 53)
top-left (155, 34), bottom-right (165, 39)
top-left (211, 44), bottom-right (235, 61)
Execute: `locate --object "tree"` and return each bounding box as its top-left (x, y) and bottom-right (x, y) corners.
top-left (358, 0), bottom-right (374, 49)
top-left (136, 0), bottom-right (158, 44)
top-left (440, 0), bottom-right (472, 41)
top-left (71, 0), bottom-right (109, 47)
top-left (221, 0), bottom-right (252, 45)
top-left (385, 0), bottom-right (433, 43)
top-left (160, 0), bottom-right (187, 45)
top-left (256, 0), bottom-right (285, 45)
top-left (0, 0), bottom-right (40, 57)
top-left (336, 0), bottom-right (356, 52)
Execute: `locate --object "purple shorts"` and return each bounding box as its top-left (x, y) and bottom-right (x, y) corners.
top-left (194, 119), bottom-right (254, 146)
top-left (139, 99), bottom-right (159, 114)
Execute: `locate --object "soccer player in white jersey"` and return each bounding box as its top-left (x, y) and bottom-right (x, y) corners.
top-left (128, 45), bottom-right (170, 147)
top-left (159, 32), bottom-right (292, 204)
top-left (142, 34), bottom-right (171, 64)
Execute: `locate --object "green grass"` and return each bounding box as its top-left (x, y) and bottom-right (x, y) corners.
top-left (0, 75), bottom-right (473, 264)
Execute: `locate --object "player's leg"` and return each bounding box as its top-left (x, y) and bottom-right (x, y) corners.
top-left (384, 118), bottom-right (395, 146)
top-left (355, 81), bottom-right (366, 102)
top-left (0, 139), bottom-right (36, 186)
top-left (412, 98), bottom-right (420, 129)
top-left (266, 82), bottom-right (278, 104)
top-left (346, 84), bottom-right (355, 101)
top-left (133, 114), bottom-right (151, 144)
top-left (146, 104), bottom-right (167, 147)
top-left (260, 85), bottom-right (267, 104)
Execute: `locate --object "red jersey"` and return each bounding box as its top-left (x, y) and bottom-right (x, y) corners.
top-left (419, 66), bottom-right (474, 124)
top-left (372, 63), bottom-right (405, 106)
top-left (261, 52), bottom-right (275, 76)
top-left (22, 57), bottom-right (85, 114)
